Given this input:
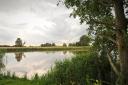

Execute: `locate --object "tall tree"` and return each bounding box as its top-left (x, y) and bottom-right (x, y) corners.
top-left (63, 0), bottom-right (128, 84)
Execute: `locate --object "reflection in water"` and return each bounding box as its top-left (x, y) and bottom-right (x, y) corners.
top-left (14, 51), bottom-right (68, 62)
top-left (15, 52), bottom-right (25, 62)
top-left (45, 51), bottom-right (56, 54)
top-left (63, 51), bottom-right (67, 54)
top-left (3, 51), bottom-right (74, 79)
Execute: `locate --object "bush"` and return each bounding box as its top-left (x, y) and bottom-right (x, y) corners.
top-left (39, 51), bottom-right (116, 85)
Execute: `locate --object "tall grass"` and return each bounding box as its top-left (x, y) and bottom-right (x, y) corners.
top-left (39, 52), bottom-right (116, 85)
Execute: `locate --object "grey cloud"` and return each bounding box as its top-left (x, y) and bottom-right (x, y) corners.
top-left (0, 0), bottom-right (88, 45)
top-left (0, 28), bottom-right (16, 43)
top-left (46, 15), bottom-right (87, 43)
top-left (0, 0), bottom-right (31, 12)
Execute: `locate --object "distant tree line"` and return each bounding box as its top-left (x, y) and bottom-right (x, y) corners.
top-left (69, 35), bottom-right (91, 46)
top-left (0, 35), bottom-right (90, 47)
top-left (41, 43), bottom-right (56, 47)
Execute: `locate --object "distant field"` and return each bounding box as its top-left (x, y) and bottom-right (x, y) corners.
top-left (0, 46), bottom-right (90, 52)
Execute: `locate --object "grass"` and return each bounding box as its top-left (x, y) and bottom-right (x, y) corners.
top-left (0, 79), bottom-right (32, 85)
top-left (0, 73), bottom-right (39, 85)
top-left (0, 46), bottom-right (90, 52)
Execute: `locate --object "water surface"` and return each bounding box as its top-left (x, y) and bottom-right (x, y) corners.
top-left (1, 51), bottom-right (74, 79)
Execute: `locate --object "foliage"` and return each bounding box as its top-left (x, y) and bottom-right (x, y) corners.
top-left (69, 35), bottom-right (91, 46)
top-left (63, 0), bottom-right (128, 84)
top-left (41, 43), bottom-right (56, 47)
top-left (68, 43), bottom-right (76, 46)
top-left (15, 38), bottom-right (25, 47)
top-left (0, 50), bottom-right (5, 58)
top-left (79, 35), bottom-right (91, 46)
top-left (0, 50), bottom-right (5, 74)
top-left (39, 52), bottom-right (116, 85)
top-left (62, 43), bottom-right (67, 47)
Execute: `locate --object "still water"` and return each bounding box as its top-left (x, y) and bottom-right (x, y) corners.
top-left (0, 51), bottom-right (74, 79)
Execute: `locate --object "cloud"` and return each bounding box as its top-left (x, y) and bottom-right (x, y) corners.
top-left (0, 0), bottom-right (88, 45)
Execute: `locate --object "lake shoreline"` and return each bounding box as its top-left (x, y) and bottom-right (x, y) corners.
top-left (0, 46), bottom-right (90, 52)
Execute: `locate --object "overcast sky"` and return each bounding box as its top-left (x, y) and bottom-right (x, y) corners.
top-left (0, 0), bottom-right (88, 45)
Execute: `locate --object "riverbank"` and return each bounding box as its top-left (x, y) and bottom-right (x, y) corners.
top-left (0, 46), bottom-right (90, 52)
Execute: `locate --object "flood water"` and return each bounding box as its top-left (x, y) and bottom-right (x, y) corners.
top-left (0, 51), bottom-right (75, 79)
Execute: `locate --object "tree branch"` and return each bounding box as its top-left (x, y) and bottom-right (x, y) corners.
top-left (90, 19), bottom-right (116, 27)
top-left (107, 52), bottom-right (120, 76)
top-left (98, 0), bottom-right (114, 6)
top-left (98, 35), bottom-right (117, 44)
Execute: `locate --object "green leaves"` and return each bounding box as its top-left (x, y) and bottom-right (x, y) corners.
top-left (64, 0), bottom-right (113, 25)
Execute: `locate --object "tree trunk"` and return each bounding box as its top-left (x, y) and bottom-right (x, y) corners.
top-left (114, 0), bottom-right (128, 84)
top-left (116, 29), bottom-right (128, 85)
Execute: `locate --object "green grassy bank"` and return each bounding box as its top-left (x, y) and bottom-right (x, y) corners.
top-left (0, 46), bottom-right (90, 52)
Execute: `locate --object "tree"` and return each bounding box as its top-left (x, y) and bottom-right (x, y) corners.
top-left (79, 35), bottom-right (91, 46)
top-left (41, 43), bottom-right (56, 47)
top-left (15, 38), bottom-right (23, 47)
top-left (63, 43), bottom-right (67, 47)
top-left (68, 43), bottom-right (73, 46)
top-left (52, 43), bottom-right (56, 46)
top-left (69, 43), bottom-right (76, 46)
top-left (69, 35), bottom-right (91, 46)
top-left (63, 0), bottom-right (128, 84)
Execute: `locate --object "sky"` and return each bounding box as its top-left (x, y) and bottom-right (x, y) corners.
top-left (0, 0), bottom-right (88, 46)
